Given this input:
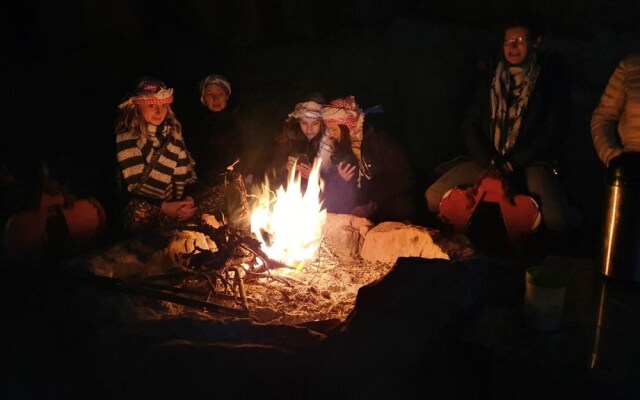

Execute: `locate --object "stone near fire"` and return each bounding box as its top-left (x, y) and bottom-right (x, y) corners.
top-left (166, 229), bottom-right (218, 269)
top-left (321, 213), bottom-right (374, 259)
top-left (360, 221), bottom-right (450, 264)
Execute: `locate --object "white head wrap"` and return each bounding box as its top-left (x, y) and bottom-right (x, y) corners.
top-left (288, 101), bottom-right (323, 120)
top-left (199, 74), bottom-right (231, 104)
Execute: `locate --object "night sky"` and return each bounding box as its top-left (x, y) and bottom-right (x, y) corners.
top-left (3, 0), bottom-right (640, 228)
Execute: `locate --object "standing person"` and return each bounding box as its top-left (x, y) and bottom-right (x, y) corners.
top-left (115, 77), bottom-right (198, 233)
top-left (321, 96), bottom-right (416, 222)
top-left (591, 54), bottom-right (640, 167)
top-left (272, 95), bottom-right (327, 187)
top-left (425, 20), bottom-right (581, 232)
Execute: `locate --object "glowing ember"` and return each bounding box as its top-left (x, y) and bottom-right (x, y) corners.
top-left (250, 159), bottom-right (327, 269)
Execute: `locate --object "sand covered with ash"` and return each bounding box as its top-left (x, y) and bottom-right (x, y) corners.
top-left (73, 227), bottom-right (473, 329)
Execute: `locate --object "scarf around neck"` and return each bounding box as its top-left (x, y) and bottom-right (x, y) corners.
top-left (116, 122), bottom-right (197, 201)
top-left (490, 54), bottom-right (540, 154)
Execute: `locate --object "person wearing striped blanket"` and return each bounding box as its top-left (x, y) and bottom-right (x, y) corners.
top-left (115, 77), bottom-right (198, 233)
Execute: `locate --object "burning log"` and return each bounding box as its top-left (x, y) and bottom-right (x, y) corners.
top-left (170, 221), bottom-right (289, 272)
top-left (161, 216), bottom-right (304, 316)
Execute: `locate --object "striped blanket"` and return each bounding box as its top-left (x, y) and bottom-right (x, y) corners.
top-left (116, 123), bottom-right (196, 201)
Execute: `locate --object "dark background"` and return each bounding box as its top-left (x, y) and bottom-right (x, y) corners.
top-left (3, 0), bottom-right (640, 236)
top-left (2, 3), bottom-right (640, 398)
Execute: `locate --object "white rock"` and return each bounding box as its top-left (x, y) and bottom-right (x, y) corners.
top-left (360, 222), bottom-right (450, 264)
top-left (165, 230), bottom-right (218, 269)
top-left (321, 213), bottom-right (374, 259)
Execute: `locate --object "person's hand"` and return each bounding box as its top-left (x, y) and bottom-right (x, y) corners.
top-left (286, 156), bottom-right (296, 174)
top-left (297, 162), bottom-right (312, 179)
top-left (606, 149), bottom-right (623, 168)
top-left (490, 156), bottom-right (514, 176)
top-left (162, 198), bottom-right (197, 221)
top-left (177, 197), bottom-right (197, 220)
top-left (606, 153), bottom-right (625, 182)
top-left (287, 156), bottom-right (312, 179)
top-left (502, 160), bottom-right (514, 173)
top-left (337, 162), bottom-right (357, 182)
top-left (351, 201), bottom-right (377, 218)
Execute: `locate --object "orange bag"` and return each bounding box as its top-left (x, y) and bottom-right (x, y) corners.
top-left (4, 191), bottom-right (106, 266)
top-left (439, 175), bottom-right (541, 246)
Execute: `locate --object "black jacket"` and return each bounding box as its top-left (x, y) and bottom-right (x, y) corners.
top-left (462, 51), bottom-right (570, 169)
top-left (188, 105), bottom-right (245, 185)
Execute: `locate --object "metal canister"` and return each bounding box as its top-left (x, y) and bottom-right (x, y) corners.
top-left (600, 153), bottom-right (640, 281)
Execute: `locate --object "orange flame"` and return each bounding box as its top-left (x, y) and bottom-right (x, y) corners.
top-left (250, 159), bottom-right (327, 270)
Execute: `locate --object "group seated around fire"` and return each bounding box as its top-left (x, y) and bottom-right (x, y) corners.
top-left (112, 77), bottom-right (416, 237)
top-left (114, 77), bottom-right (250, 235)
top-left (271, 95), bottom-right (416, 223)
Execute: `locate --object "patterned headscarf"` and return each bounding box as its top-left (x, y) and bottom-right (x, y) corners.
top-left (118, 78), bottom-right (174, 109)
top-left (320, 96), bottom-right (371, 184)
top-left (321, 95), bottom-right (364, 151)
top-left (288, 100), bottom-right (323, 120)
top-left (199, 74), bottom-right (231, 104)
top-left (321, 96), bottom-right (363, 131)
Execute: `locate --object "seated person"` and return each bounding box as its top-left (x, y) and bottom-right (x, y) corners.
top-left (188, 74), bottom-right (247, 186)
top-left (114, 77), bottom-right (198, 233)
top-left (272, 96), bottom-right (326, 188)
top-left (425, 19), bottom-right (581, 232)
top-left (322, 123), bottom-right (359, 214)
top-left (321, 96), bottom-right (416, 222)
top-left (184, 74), bottom-right (253, 227)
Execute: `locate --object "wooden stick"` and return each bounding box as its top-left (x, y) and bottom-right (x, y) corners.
top-left (80, 274), bottom-right (250, 318)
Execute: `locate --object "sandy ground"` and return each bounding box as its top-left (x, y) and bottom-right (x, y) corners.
top-left (73, 223), bottom-right (474, 328)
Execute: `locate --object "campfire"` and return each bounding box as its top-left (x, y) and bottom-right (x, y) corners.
top-left (249, 158), bottom-right (327, 271)
top-left (188, 158), bottom-right (395, 325)
top-left (74, 160), bottom-right (473, 329)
